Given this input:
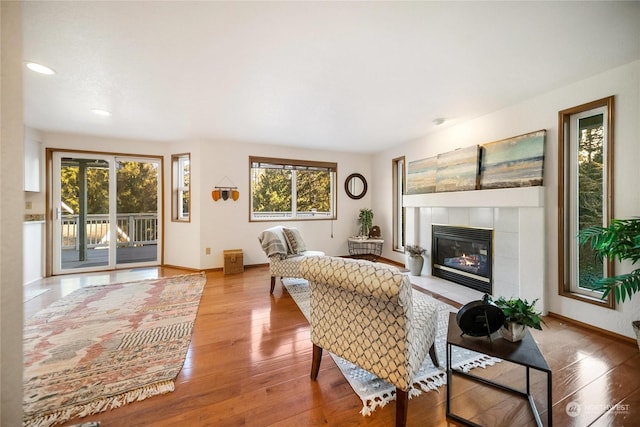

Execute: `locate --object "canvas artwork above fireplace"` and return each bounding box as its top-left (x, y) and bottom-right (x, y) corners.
top-left (431, 225), bottom-right (493, 294)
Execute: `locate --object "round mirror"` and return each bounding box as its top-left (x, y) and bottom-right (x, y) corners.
top-left (345, 173), bottom-right (367, 199)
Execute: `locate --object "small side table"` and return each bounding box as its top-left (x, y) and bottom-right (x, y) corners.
top-left (347, 237), bottom-right (384, 261)
top-left (446, 312), bottom-right (552, 426)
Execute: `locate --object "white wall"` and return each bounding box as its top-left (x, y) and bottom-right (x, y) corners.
top-left (35, 133), bottom-right (373, 270)
top-left (1, 1), bottom-right (25, 423)
top-left (194, 140), bottom-right (372, 269)
top-left (165, 140), bottom-right (203, 270)
top-left (373, 60), bottom-right (640, 339)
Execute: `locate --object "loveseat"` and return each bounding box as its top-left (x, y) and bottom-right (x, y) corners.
top-left (258, 226), bottom-right (325, 293)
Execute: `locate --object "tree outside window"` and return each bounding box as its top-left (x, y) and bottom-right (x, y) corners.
top-left (577, 116), bottom-right (604, 290)
top-left (250, 157), bottom-right (336, 221)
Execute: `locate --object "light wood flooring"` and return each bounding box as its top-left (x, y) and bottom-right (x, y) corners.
top-left (23, 266), bottom-right (640, 426)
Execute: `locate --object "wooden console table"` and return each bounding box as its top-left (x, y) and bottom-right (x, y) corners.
top-left (446, 312), bottom-right (552, 426)
top-left (347, 237), bottom-right (384, 261)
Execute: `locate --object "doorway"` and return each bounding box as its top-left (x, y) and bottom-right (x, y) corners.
top-left (51, 151), bottom-right (162, 274)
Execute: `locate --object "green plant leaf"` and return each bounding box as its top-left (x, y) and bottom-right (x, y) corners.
top-left (578, 218), bottom-right (640, 304)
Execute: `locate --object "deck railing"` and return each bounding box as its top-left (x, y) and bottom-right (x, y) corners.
top-left (61, 213), bottom-right (158, 250)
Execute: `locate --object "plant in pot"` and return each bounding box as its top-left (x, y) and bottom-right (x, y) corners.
top-left (579, 217), bottom-right (640, 348)
top-left (358, 208), bottom-right (374, 237)
top-left (405, 245), bottom-right (426, 276)
top-left (492, 296), bottom-right (545, 342)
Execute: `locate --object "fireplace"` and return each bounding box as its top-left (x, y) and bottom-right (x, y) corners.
top-left (431, 225), bottom-right (493, 293)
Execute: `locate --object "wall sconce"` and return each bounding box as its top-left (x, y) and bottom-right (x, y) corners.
top-left (212, 176), bottom-right (239, 202)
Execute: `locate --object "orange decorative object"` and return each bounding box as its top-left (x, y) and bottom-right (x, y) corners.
top-left (211, 189), bottom-right (221, 201)
top-left (231, 190), bottom-right (240, 201)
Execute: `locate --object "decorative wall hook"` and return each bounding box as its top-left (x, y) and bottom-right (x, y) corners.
top-left (212, 176), bottom-right (239, 202)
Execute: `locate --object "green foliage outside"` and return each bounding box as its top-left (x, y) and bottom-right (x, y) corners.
top-left (252, 169), bottom-right (292, 212)
top-left (61, 160), bottom-right (158, 214)
top-left (117, 162), bottom-right (158, 213)
top-left (252, 168), bottom-right (331, 214)
top-left (296, 170), bottom-right (331, 212)
top-left (577, 121), bottom-right (605, 290)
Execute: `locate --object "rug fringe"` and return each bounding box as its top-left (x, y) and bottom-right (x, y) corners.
top-left (414, 369), bottom-right (447, 394)
top-left (360, 369), bottom-right (448, 416)
top-left (359, 359), bottom-right (508, 416)
top-left (24, 380), bottom-right (175, 427)
top-left (360, 390), bottom-right (395, 416)
top-left (453, 354), bottom-right (501, 373)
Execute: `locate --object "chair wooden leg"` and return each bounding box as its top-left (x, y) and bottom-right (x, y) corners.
top-left (311, 344), bottom-right (323, 380)
top-left (429, 342), bottom-right (439, 367)
top-left (395, 388), bottom-right (408, 427)
top-left (270, 276), bottom-right (276, 293)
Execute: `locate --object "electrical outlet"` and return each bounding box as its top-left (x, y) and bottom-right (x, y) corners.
top-left (25, 201), bottom-right (33, 210)
top-left (205, 247), bottom-right (211, 255)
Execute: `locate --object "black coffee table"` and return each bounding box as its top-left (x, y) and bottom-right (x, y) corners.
top-left (446, 312), bottom-right (552, 426)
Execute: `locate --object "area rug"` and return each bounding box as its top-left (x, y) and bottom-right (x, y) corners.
top-left (282, 278), bottom-right (500, 416)
top-left (23, 272), bottom-right (207, 427)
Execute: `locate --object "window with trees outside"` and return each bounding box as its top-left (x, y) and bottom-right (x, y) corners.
top-left (172, 154), bottom-right (190, 222)
top-left (558, 96), bottom-right (614, 308)
top-left (392, 156), bottom-right (406, 252)
top-left (250, 156), bottom-right (337, 221)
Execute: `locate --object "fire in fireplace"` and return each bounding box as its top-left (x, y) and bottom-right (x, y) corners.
top-left (431, 225), bottom-right (493, 293)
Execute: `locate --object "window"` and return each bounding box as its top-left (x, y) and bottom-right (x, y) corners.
top-left (392, 156), bottom-right (406, 252)
top-left (171, 153), bottom-right (190, 222)
top-left (558, 96), bottom-right (614, 308)
top-left (250, 156), bottom-right (337, 221)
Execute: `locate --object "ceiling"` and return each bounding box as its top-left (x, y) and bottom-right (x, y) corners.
top-left (22, 1), bottom-right (640, 153)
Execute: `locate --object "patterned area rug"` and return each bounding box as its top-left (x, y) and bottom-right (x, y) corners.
top-left (23, 272), bottom-right (207, 427)
top-left (282, 278), bottom-right (501, 416)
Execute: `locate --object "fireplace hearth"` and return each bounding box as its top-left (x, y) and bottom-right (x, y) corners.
top-left (431, 225), bottom-right (493, 293)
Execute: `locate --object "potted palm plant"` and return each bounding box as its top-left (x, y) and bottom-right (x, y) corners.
top-left (579, 217), bottom-right (640, 348)
top-left (405, 244), bottom-right (426, 276)
top-left (492, 296), bottom-right (545, 342)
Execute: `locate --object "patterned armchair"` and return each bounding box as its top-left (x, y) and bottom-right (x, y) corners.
top-left (299, 256), bottom-right (439, 427)
top-left (258, 226), bottom-right (325, 293)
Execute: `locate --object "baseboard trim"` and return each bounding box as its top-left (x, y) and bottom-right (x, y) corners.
top-left (162, 263), bottom-right (269, 272)
top-left (547, 311), bottom-right (637, 346)
top-left (161, 264), bottom-right (202, 272)
top-left (377, 256), bottom-right (406, 269)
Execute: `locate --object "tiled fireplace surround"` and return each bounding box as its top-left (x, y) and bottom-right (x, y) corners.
top-left (403, 187), bottom-right (546, 313)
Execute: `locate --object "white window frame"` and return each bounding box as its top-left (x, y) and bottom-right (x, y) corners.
top-left (172, 153), bottom-right (190, 222)
top-left (249, 156), bottom-right (337, 221)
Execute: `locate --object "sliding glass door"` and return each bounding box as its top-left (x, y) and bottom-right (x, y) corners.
top-left (52, 152), bottom-right (162, 274)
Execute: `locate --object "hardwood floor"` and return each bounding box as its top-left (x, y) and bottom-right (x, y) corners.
top-left (24, 266), bottom-right (640, 426)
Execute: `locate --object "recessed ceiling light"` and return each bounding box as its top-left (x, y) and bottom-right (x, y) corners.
top-left (25, 62), bottom-right (56, 75)
top-left (433, 118), bottom-right (446, 126)
top-left (91, 109), bottom-right (112, 117)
